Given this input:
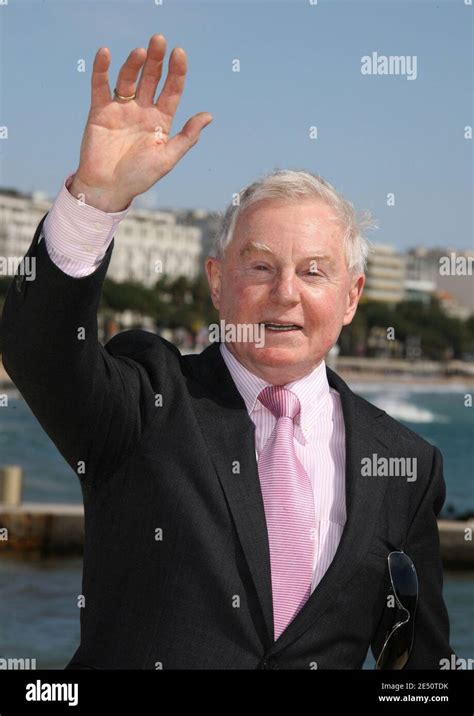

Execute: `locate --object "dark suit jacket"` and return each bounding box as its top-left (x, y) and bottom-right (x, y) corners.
top-left (0, 213), bottom-right (455, 670)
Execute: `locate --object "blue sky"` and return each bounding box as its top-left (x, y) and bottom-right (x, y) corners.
top-left (0, 0), bottom-right (472, 250)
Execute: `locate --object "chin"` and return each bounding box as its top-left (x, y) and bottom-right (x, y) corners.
top-left (247, 345), bottom-right (305, 366)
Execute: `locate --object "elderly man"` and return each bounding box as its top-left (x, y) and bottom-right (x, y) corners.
top-left (1, 35), bottom-right (453, 670)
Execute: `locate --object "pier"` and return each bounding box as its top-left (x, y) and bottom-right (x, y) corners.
top-left (0, 466), bottom-right (472, 567)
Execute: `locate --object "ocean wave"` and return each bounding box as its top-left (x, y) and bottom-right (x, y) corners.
top-left (365, 397), bottom-right (450, 424)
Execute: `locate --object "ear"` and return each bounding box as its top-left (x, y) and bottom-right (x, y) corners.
top-left (205, 257), bottom-right (222, 311)
top-left (342, 273), bottom-right (365, 326)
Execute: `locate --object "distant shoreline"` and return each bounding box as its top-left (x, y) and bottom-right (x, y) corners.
top-left (2, 363), bottom-right (474, 391)
top-left (338, 370), bottom-right (474, 388)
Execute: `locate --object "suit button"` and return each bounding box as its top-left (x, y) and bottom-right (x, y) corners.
top-left (261, 656), bottom-right (278, 670)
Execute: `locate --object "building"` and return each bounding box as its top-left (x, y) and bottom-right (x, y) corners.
top-left (0, 190), bottom-right (51, 262)
top-left (364, 244), bottom-right (406, 303)
top-left (406, 247), bottom-right (474, 317)
top-left (109, 207), bottom-right (202, 286)
top-left (0, 188), bottom-right (203, 288)
top-left (174, 208), bottom-right (221, 274)
top-left (403, 278), bottom-right (436, 305)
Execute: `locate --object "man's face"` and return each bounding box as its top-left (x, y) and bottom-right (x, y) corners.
top-left (205, 198), bottom-right (365, 384)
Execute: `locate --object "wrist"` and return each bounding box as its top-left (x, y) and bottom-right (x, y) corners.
top-left (68, 175), bottom-right (133, 213)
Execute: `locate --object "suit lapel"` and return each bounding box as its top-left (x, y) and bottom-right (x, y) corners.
top-left (187, 341), bottom-right (275, 643)
top-left (186, 342), bottom-right (392, 651)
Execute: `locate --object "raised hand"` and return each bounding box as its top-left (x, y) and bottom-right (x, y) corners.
top-left (70, 34), bottom-right (213, 211)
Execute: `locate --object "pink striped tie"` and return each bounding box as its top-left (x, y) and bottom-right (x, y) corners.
top-left (257, 385), bottom-right (316, 641)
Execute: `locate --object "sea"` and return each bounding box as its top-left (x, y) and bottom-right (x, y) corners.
top-left (0, 382), bottom-right (473, 669)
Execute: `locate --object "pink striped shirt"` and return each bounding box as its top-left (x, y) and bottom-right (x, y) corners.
top-left (39, 173), bottom-right (133, 276)
top-left (40, 173), bottom-right (347, 595)
top-left (219, 343), bottom-right (346, 595)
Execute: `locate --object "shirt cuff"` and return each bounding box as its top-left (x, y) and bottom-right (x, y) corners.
top-left (41, 172), bottom-right (133, 276)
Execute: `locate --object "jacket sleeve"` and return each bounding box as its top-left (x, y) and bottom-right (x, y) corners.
top-left (397, 446), bottom-right (456, 669)
top-left (0, 212), bottom-right (156, 485)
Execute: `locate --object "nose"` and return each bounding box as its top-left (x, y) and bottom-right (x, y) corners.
top-left (270, 268), bottom-right (300, 305)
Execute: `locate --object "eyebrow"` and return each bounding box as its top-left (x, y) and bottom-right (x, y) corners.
top-left (239, 241), bottom-right (334, 264)
top-left (239, 241), bottom-right (275, 257)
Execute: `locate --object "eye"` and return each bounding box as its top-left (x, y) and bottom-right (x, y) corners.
top-left (253, 264), bottom-right (269, 271)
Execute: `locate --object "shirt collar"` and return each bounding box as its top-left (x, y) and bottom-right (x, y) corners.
top-left (219, 342), bottom-right (330, 441)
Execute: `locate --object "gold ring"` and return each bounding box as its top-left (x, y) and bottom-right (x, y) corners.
top-left (113, 88), bottom-right (136, 101)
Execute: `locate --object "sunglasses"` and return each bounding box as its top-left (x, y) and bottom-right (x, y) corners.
top-left (375, 550), bottom-right (419, 670)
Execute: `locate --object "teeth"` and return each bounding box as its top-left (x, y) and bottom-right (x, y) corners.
top-left (265, 323), bottom-right (300, 331)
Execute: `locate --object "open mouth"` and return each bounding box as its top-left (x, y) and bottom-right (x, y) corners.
top-left (263, 322), bottom-right (303, 332)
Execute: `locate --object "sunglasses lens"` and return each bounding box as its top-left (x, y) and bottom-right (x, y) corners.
top-left (375, 552), bottom-right (419, 670)
top-left (388, 551), bottom-right (418, 616)
top-left (376, 621), bottom-right (411, 670)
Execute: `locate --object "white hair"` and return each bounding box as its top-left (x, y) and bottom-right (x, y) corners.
top-left (211, 168), bottom-right (376, 274)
